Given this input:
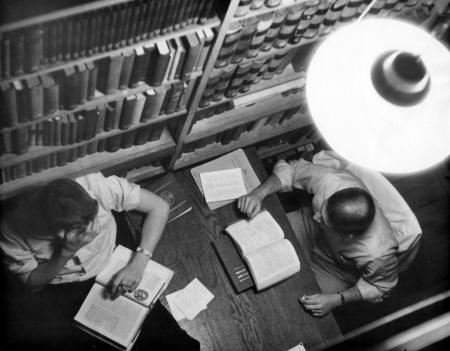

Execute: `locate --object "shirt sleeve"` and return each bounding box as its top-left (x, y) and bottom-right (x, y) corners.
top-left (77, 173), bottom-right (141, 212)
top-left (0, 230), bottom-right (37, 282)
top-left (272, 159), bottom-right (333, 193)
top-left (355, 253), bottom-right (399, 303)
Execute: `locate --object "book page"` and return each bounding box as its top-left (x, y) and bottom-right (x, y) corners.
top-left (200, 168), bottom-right (247, 203)
top-left (96, 245), bottom-right (174, 307)
top-left (74, 283), bottom-right (148, 348)
top-left (244, 239), bottom-right (300, 291)
top-left (191, 149), bottom-right (261, 210)
top-left (226, 211), bottom-right (284, 255)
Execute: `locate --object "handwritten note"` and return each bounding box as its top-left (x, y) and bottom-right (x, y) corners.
top-left (200, 168), bottom-right (247, 203)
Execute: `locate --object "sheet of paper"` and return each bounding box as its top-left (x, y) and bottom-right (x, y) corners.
top-left (165, 291), bottom-right (187, 322)
top-left (200, 168), bottom-right (247, 203)
top-left (171, 278), bottom-right (214, 320)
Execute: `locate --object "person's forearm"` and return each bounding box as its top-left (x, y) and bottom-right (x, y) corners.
top-left (27, 249), bottom-right (75, 291)
top-left (130, 201), bottom-right (169, 266)
top-left (338, 286), bottom-right (363, 306)
top-left (252, 174), bottom-right (283, 201)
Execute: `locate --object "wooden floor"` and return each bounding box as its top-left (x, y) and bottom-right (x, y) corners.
top-left (280, 158), bottom-right (450, 334)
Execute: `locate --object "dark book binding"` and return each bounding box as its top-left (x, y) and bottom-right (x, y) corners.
top-left (148, 41), bottom-right (170, 86)
top-left (212, 235), bottom-right (255, 293)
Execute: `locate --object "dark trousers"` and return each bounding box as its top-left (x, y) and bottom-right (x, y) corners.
top-left (1, 212), bottom-right (200, 351)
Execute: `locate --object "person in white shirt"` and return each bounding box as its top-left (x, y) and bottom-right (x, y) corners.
top-left (238, 151), bottom-right (421, 317)
top-left (0, 173), bottom-right (199, 350)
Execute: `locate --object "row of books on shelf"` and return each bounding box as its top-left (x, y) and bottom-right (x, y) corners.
top-left (217, 0), bottom-right (425, 68)
top-left (235, 0), bottom-right (282, 17)
top-left (0, 28), bottom-right (213, 128)
top-left (0, 0), bottom-right (218, 79)
top-left (0, 84), bottom-right (188, 155)
top-left (183, 105), bottom-right (304, 153)
top-left (200, 48), bottom-right (296, 108)
top-left (0, 122), bottom-right (169, 184)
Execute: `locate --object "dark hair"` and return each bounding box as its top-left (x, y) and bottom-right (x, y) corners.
top-left (326, 187), bottom-right (375, 236)
top-left (36, 179), bottom-right (98, 235)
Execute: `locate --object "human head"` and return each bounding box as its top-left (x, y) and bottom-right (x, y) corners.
top-left (321, 187), bottom-right (375, 236)
top-left (36, 179), bottom-right (98, 236)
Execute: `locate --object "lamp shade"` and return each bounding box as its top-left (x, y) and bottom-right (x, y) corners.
top-left (306, 18), bottom-right (450, 174)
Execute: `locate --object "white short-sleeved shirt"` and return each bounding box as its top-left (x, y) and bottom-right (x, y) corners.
top-left (273, 151), bottom-right (421, 302)
top-left (0, 173), bottom-right (140, 284)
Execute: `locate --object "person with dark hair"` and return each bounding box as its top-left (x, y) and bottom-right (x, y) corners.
top-left (238, 151), bottom-right (421, 317)
top-left (0, 173), bottom-right (200, 351)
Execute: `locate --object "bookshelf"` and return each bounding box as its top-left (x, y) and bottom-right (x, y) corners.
top-left (0, 0), bottom-right (446, 199)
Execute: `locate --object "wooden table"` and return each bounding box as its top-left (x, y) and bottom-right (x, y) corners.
top-left (152, 148), bottom-right (341, 351)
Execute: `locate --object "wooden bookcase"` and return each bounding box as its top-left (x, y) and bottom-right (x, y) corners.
top-left (0, 0), bottom-right (446, 199)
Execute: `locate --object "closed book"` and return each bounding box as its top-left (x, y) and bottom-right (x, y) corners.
top-left (180, 33), bottom-right (201, 81)
top-left (68, 114), bottom-right (77, 144)
top-left (119, 95), bottom-right (137, 130)
top-left (111, 99), bottom-right (124, 129)
top-left (75, 114), bottom-right (85, 142)
top-left (77, 143), bottom-right (87, 158)
top-left (192, 30), bottom-right (206, 71)
top-left (104, 55), bottom-right (125, 94)
top-left (12, 126), bottom-right (29, 154)
top-left (148, 123), bottom-right (165, 141)
top-left (98, 8), bottom-right (111, 52)
top-left (1, 36), bottom-right (11, 78)
top-left (199, 73), bottom-right (220, 107)
top-left (71, 17), bottom-right (82, 59)
top-left (68, 147), bottom-right (78, 163)
top-left (120, 129), bottom-right (138, 149)
top-left (159, 84), bottom-right (173, 115)
top-left (134, 124), bottom-right (153, 145)
top-left (41, 75), bottom-right (59, 115)
top-left (103, 103), bottom-right (115, 131)
top-left (83, 106), bottom-right (99, 140)
top-left (261, 9), bottom-right (288, 51)
top-left (63, 20), bottom-right (73, 60)
top-left (141, 87), bottom-right (166, 121)
top-left (165, 81), bottom-right (185, 115)
top-left (86, 61), bottom-right (98, 100)
top-left (129, 46), bottom-right (150, 87)
top-left (35, 121), bottom-right (44, 145)
top-left (106, 8), bottom-right (117, 50)
top-left (12, 80), bottom-right (29, 122)
top-left (212, 66), bottom-right (235, 102)
top-left (113, 5), bottom-right (126, 48)
top-left (215, 23), bottom-right (242, 68)
top-left (96, 103), bottom-right (107, 133)
top-left (155, 0), bottom-right (169, 34)
top-left (274, 5), bottom-right (304, 48)
top-left (43, 118), bottom-right (55, 145)
top-left (213, 235), bottom-right (255, 293)
top-left (86, 12), bottom-right (99, 53)
top-left (25, 160), bottom-right (33, 175)
top-left (225, 62), bottom-right (252, 98)
top-left (147, 40), bottom-right (170, 86)
top-left (178, 77), bottom-right (196, 110)
top-left (77, 63), bottom-right (89, 104)
top-left (10, 32), bottom-right (25, 76)
top-left (56, 150), bottom-right (69, 166)
top-left (131, 93), bottom-right (147, 125)
top-left (0, 130), bottom-right (12, 155)
top-left (86, 139), bottom-right (98, 155)
top-left (163, 40), bottom-right (176, 82)
top-left (62, 66), bottom-right (79, 110)
top-left (105, 134), bottom-right (122, 152)
top-left (119, 50), bottom-right (135, 89)
top-left (127, 2), bottom-right (141, 45)
top-left (60, 115), bottom-right (70, 145)
top-left (25, 76), bottom-right (44, 120)
top-left (172, 37), bottom-right (187, 80)
top-left (0, 82), bottom-right (18, 127)
top-left (53, 116), bottom-right (62, 145)
top-left (29, 122), bottom-right (37, 146)
top-left (135, 1), bottom-right (148, 41)
top-left (195, 27), bottom-right (214, 71)
top-left (25, 26), bottom-right (42, 73)
top-left (32, 156), bottom-right (45, 173)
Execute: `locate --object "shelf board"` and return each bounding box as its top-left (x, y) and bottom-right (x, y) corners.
top-left (0, 18), bottom-right (219, 85)
top-left (186, 83), bottom-right (306, 143)
top-left (0, 128), bottom-right (175, 199)
top-left (0, 109), bottom-right (185, 168)
top-left (256, 134), bottom-right (314, 159)
top-left (174, 111), bottom-right (312, 170)
top-left (232, 0), bottom-right (308, 23)
top-left (126, 165), bottom-right (166, 183)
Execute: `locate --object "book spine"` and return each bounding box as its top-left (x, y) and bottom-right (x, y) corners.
top-left (245, 13), bottom-right (273, 58)
top-left (25, 26), bottom-right (42, 73)
top-left (106, 55), bottom-right (125, 94)
top-left (164, 81), bottom-right (184, 115)
top-left (129, 46), bottom-right (150, 87)
top-left (12, 80), bottom-right (30, 122)
top-left (83, 106), bottom-right (99, 140)
top-left (199, 74), bottom-right (220, 108)
top-left (119, 50), bottom-right (135, 89)
top-left (231, 18), bottom-right (257, 64)
top-left (77, 63), bottom-right (89, 104)
top-left (261, 9), bottom-right (288, 52)
top-left (148, 123), bottom-right (165, 141)
top-left (119, 95), bottom-right (137, 130)
top-left (148, 41), bottom-right (170, 87)
top-left (0, 82), bottom-right (18, 127)
top-left (25, 77), bottom-right (44, 120)
top-left (120, 129), bottom-right (138, 149)
top-left (131, 92), bottom-right (147, 125)
top-left (42, 75), bottom-right (59, 115)
top-left (62, 66), bottom-right (79, 110)
top-left (111, 98), bottom-right (124, 130)
top-left (53, 116), bottom-right (62, 146)
top-left (0, 130), bottom-right (13, 155)
top-left (10, 31), bottom-right (25, 76)
top-left (215, 23), bottom-right (242, 68)
top-left (134, 124), bottom-right (153, 145)
top-left (105, 134), bottom-right (122, 152)
top-left (12, 126), bottom-right (29, 154)
top-left (181, 33), bottom-right (200, 81)
top-left (96, 104), bottom-right (106, 133)
top-left (77, 143), bottom-right (87, 158)
top-left (212, 66), bottom-right (235, 102)
top-left (75, 114), bottom-right (85, 143)
top-left (103, 103), bottom-right (115, 132)
top-left (86, 139), bottom-right (98, 155)
top-left (1, 35), bottom-right (11, 78)
top-left (60, 115), bottom-right (70, 146)
top-left (273, 5), bottom-right (304, 49)
top-left (86, 61), bottom-right (98, 101)
top-left (225, 62), bottom-right (252, 98)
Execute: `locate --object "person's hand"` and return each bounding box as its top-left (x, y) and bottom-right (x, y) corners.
top-left (299, 293), bottom-right (341, 317)
top-left (58, 218), bottom-right (100, 258)
top-left (237, 191), bottom-right (263, 218)
top-left (107, 263), bottom-right (146, 299)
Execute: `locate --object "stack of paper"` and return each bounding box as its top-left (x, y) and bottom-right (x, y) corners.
top-left (200, 168), bottom-right (247, 203)
top-left (165, 278), bottom-right (214, 321)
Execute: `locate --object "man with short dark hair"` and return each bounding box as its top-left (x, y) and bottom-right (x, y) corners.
top-left (0, 173), bottom-right (200, 350)
top-left (238, 151), bottom-right (421, 317)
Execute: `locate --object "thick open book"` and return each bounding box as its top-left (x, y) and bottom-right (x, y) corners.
top-left (225, 211), bottom-right (300, 291)
top-left (74, 245), bottom-right (174, 350)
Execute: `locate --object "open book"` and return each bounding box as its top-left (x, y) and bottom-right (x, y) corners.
top-left (74, 245), bottom-right (174, 350)
top-left (225, 211), bottom-right (300, 291)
